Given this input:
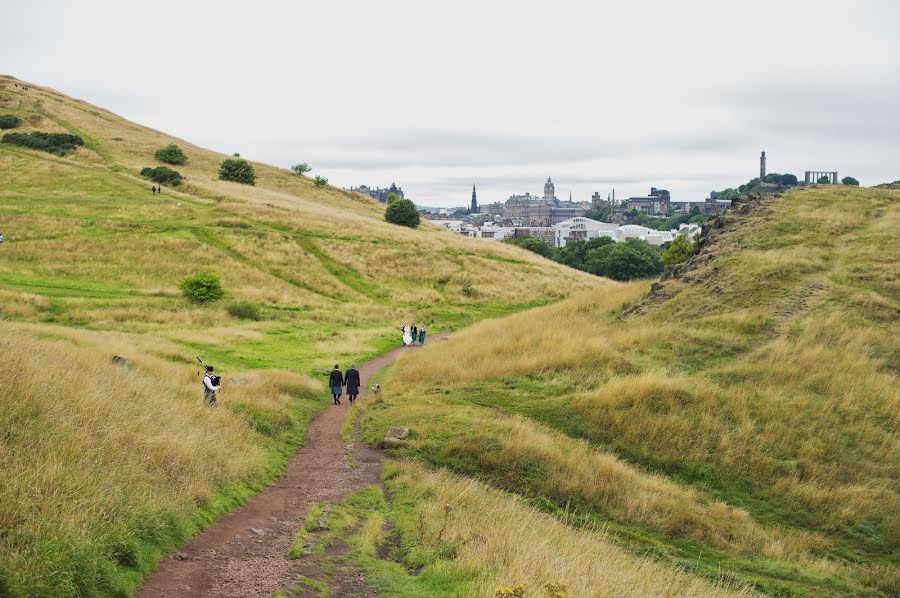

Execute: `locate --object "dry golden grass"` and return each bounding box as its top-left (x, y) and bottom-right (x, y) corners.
top-left (0, 323), bottom-right (319, 595)
top-left (385, 462), bottom-right (754, 597)
top-left (369, 184), bottom-right (900, 594)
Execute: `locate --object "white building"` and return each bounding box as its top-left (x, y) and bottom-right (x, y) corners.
top-left (555, 217), bottom-right (619, 248)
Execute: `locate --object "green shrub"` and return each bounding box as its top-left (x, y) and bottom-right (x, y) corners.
top-left (385, 198), bottom-right (420, 228)
top-left (502, 236), bottom-right (555, 259)
top-left (313, 175), bottom-right (328, 187)
top-left (140, 166), bottom-right (183, 186)
top-left (2, 131), bottom-right (84, 155)
top-left (291, 163), bottom-right (311, 176)
top-left (660, 234), bottom-right (696, 267)
top-left (218, 158), bottom-right (256, 185)
top-left (585, 239), bottom-right (663, 281)
top-left (0, 115), bottom-right (22, 129)
top-left (841, 176), bottom-right (860, 186)
top-left (179, 272), bottom-right (225, 303)
top-left (154, 144), bottom-right (187, 165)
top-left (226, 301), bottom-right (261, 320)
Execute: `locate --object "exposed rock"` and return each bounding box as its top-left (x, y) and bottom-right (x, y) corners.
top-left (384, 426), bottom-right (409, 440)
top-left (174, 551), bottom-right (190, 561)
top-left (111, 355), bottom-right (131, 368)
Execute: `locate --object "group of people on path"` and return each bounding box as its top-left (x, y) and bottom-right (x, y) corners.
top-left (402, 323), bottom-right (425, 346)
top-left (150, 185), bottom-right (162, 194)
top-left (329, 363), bottom-right (360, 405)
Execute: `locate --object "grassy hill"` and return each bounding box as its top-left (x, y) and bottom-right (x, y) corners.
top-left (362, 186), bottom-right (899, 595)
top-left (0, 75), bottom-right (603, 596)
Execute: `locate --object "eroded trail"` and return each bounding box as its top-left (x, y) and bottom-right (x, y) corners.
top-left (138, 341), bottom-right (431, 598)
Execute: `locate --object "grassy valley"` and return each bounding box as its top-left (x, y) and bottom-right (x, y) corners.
top-left (0, 75), bottom-right (601, 596)
top-left (360, 186), bottom-right (899, 596)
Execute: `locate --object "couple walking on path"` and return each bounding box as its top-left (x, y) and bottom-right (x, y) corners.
top-left (328, 363), bottom-right (360, 405)
top-left (402, 323), bottom-right (426, 346)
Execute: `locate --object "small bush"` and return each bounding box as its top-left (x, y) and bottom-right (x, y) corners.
top-left (313, 175), bottom-right (328, 187)
top-left (0, 115), bottom-right (22, 129)
top-left (179, 272), bottom-right (225, 303)
top-left (226, 301), bottom-right (261, 320)
top-left (218, 158), bottom-right (256, 185)
top-left (140, 166), bottom-right (183, 186)
top-left (291, 163), bottom-right (311, 176)
top-left (660, 234), bottom-right (696, 267)
top-left (2, 131), bottom-right (84, 155)
top-left (385, 198), bottom-right (420, 228)
top-left (154, 144), bottom-right (187, 165)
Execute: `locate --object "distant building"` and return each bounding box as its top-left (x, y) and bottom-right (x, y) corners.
top-left (470, 184), bottom-right (478, 214)
top-left (349, 182), bottom-right (404, 203)
top-left (760, 150), bottom-right (767, 179)
top-left (623, 187), bottom-right (671, 216)
top-left (543, 177), bottom-right (557, 201)
top-left (555, 217), bottom-right (618, 248)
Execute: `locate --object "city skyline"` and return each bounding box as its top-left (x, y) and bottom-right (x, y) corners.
top-left (2, 0), bottom-right (898, 206)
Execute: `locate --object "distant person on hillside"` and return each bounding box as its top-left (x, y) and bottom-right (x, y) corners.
top-left (329, 364), bottom-right (344, 405)
top-left (345, 363), bottom-right (361, 404)
top-left (151, 185), bottom-right (156, 194)
top-left (411, 324), bottom-right (418, 345)
top-left (202, 365), bottom-right (220, 407)
top-left (418, 325), bottom-right (426, 345)
top-left (0, 233), bottom-right (5, 244)
top-left (402, 324), bottom-right (412, 346)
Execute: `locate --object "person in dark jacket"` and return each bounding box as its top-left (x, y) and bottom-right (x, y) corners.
top-left (329, 364), bottom-right (344, 405)
top-left (345, 363), bottom-right (361, 403)
top-left (410, 324), bottom-right (418, 344)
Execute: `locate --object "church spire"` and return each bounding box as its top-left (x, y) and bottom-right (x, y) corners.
top-left (470, 184), bottom-right (478, 214)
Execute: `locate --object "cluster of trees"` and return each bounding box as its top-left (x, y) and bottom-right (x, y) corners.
top-left (584, 205), bottom-right (705, 231)
top-left (140, 166), bottom-right (183, 186)
top-left (0, 114), bottom-right (21, 129)
top-left (385, 192), bottom-right (420, 228)
top-left (2, 131), bottom-right (84, 155)
top-left (218, 157), bottom-right (256, 186)
top-left (841, 176), bottom-right (859, 186)
top-left (154, 144), bottom-right (187, 165)
top-left (503, 234), bottom-right (697, 281)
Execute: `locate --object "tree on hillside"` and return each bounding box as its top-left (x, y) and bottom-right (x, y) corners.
top-left (218, 157), bottom-right (256, 185)
top-left (841, 176), bottom-right (860, 186)
top-left (718, 188), bottom-right (739, 201)
top-left (817, 175), bottom-right (831, 184)
top-left (385, 198), bottom-right (420, 228)
top-left (386, 192), bottom-right (400, 205)
top-left (502, 236), bottom-right (555, 259)
top-left (660, 234), bottom-right (696, 267)
top-left (780, 173), bottom-right (799, 186)
top-left (557, 236), bottom-right (614, 270)
top-left (140, 166), bottom-right (183, 186)
top-left (291, 163), bottom-right (311, 176)
top-left (584, 205), bottom-right (611, 222)
top-left (0, 115), bottom-right (22, 129)
top-left (585, 239), bottom-right (663, 281)
top-left (154, 144), bottom-right (187, 165)
top-left (313, 175), bottom-right (328, 187)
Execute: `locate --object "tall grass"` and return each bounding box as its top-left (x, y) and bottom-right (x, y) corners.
top-left (370, 184), bottom-right (900, 594)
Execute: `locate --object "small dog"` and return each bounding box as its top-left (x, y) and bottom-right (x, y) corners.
top-left (371, 384), bottom-right (381, 395)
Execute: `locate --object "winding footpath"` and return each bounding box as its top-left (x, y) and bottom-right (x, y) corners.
top-left (138, 340), bottom-right (438, 597)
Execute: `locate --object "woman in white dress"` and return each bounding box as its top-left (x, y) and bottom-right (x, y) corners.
top-left (402, 324), bottom-right (413, 346)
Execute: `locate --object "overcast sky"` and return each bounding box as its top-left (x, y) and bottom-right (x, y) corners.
top-left (3, 0), bottom-right (899, 206)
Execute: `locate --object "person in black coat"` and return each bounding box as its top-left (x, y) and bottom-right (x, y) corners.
top-left (329, 364), bottom-right (344, 405)
top-left (345, 363), bottom-right (361, 403)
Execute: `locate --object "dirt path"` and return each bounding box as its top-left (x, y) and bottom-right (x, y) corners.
top-left (138, 340), bottom-right (439, 598)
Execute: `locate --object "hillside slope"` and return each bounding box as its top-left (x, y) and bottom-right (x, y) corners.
top-left (0, 75), bottom-right (604, 596)
top-left (365, 185), bottom-right (900, 595)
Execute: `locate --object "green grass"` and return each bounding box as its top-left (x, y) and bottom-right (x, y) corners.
top-left (0, 75), bottom-right (596, 597)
